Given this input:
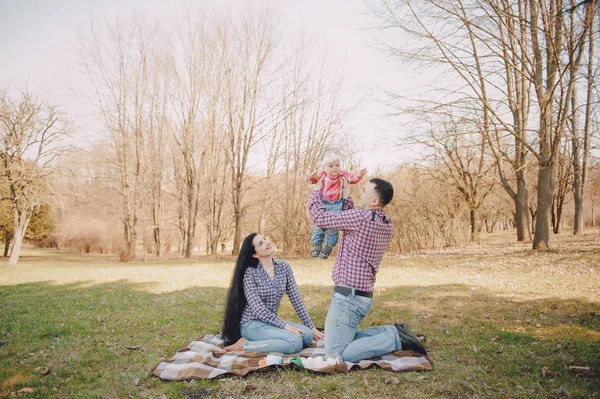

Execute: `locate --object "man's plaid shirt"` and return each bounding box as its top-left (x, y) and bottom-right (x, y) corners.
top-left (308, 190), bottom-right (393, 292)
top-left (240, 259), bottom-right (315, 329)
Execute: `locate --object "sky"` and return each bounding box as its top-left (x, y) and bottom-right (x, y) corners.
top-left (0, 0), bottom-right (419, 171)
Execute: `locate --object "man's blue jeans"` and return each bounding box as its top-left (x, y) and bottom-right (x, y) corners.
top-left (324, 290), bottom-right (401, 363)
top-left (312, 199), bottom-right (344, 247)
top-left (241, 320), bottom-right (313, 354)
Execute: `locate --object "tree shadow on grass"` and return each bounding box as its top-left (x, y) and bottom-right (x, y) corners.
top-left (0, 280), bottom-right (598, 398)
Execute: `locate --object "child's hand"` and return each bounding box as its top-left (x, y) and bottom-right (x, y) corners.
top-left (314, 173), bottom-right (326, 191)
top-left (308, 170), bottom-right (320, 181)
top-left (359, 168), bottom-right (367, 177)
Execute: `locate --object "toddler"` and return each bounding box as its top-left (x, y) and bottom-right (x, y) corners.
top-left (307, 151), bottom-right (366, 259)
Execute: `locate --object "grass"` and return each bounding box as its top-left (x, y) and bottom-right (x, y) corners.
top-left (1, 229), bottom-right (599, 398)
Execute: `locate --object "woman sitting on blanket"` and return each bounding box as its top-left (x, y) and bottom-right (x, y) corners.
top-left (222, 233), bottom-right (325, 353)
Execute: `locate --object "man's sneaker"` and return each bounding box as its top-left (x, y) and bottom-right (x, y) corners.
top-left (319, 246), bottom-right (333, 259)
top-left (311, 244), bottom-right (322, 257)
top-left (394, 323), bottom-right (427, 355)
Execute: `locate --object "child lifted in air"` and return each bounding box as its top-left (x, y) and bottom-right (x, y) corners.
top-left (307, 151), bottom-right (366, 259)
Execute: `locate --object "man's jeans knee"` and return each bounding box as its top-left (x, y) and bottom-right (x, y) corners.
top-left (324, 292), bottom-right (401, 363)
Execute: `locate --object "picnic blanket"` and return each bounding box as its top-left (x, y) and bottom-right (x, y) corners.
top-left (151, 335), bottom-right (434, 380)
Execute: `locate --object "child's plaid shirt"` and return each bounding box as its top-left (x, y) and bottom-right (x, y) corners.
top-left (307, 170), bottom-right (363, 202)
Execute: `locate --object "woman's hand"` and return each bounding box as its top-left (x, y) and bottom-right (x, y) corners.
top-left (284, 324), bottom-right (304, 337)
top-left (312, 327), bottom-right (325, 341)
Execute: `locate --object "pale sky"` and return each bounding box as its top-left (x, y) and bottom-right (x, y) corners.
top-left (0, 0), bottom-right (418, 170)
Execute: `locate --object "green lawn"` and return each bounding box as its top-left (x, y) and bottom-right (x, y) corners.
top-left (1, 230), bottom-right (599, 398)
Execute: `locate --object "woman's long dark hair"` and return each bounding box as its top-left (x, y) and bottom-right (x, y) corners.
top-left (221, 233), bottom-right (259, 345)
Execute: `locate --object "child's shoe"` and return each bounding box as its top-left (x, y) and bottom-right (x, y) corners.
top-left (319, 246), bottom-right (333, 259)
top-left (311, 244), bottom-right (322, 257)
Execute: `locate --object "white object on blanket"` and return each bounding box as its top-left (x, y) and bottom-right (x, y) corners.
top-left (265, 355), bottom-right (283, 365)
top-left (300, 356), bottom-right (339, 369)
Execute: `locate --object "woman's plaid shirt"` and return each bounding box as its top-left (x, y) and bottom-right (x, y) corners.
top-left (308, 190), bottom-right (393, 292)
top-left (240, 259), bottom-right (315, 329)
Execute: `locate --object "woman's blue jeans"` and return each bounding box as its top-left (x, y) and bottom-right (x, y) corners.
top-left (240, 320), bottom-right (313, 354)
top-left (324, 290), bottom-right (401, 363)
top-left (312, 199), bottom-right (344, 247)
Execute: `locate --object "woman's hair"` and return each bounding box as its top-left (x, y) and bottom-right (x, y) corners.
top-left (221, 233), bottom-right (259, 345)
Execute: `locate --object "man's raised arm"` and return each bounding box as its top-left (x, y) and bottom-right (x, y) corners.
top-left (308, 178), bottom-right (361, 231)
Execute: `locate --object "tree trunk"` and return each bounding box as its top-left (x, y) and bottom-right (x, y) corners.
top-left (469, 209), bottom-right (476, 242)
top-left (553, 195), bottom-right (565, 234)
top-left (129, 221), bottom-right (137, 260)
top-left (551, 197), bottom-right (558, 234)
top-left (3, 234), bottom-right (11, 257)
top-left (515, 176), bottom-right (531, 241)
top-left (573, 172), bottom-right (584, 235)
top-left (153, 225), bottom-right (161, 257)
top-left (232, 211), bottom-right (242, 256)
top-left (533, 163), bottom-right (555, 249)
top-left (575, 16), bottom-right (594, 235)
top-left (8, 214), bottom-right (31, 266)
top-left (185, 191), bottom-right (196, 258)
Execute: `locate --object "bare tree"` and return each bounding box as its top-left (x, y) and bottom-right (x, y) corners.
top-left (423, 117), bottom-right (495, 242)
top-left (370, 0), bottom-right (537, 242)
top-left (0, 89), bottom-right (71, 265)
top-left (369, 0), bottom-right (596, 249)
top-left (552, 138), bottom-right (572, 233)
top-left (221, 11), bottom-right (278, 256)
top-left (81, 16), bottom-right (164, 260)
top-left (167, 9), bottom-right (230, 258)
top-left (571, 3), bottom-right (597, 234)
top-left (143, 52), bottom-right (171, 257)
top-left (529, 0), bottom-right (594, 249)
top-left (201, 34), bottom-right (230, 256)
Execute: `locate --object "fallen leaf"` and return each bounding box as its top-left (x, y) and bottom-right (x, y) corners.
top-left (490, 336), bottom-right (499, 342)
top-left (385, 377), bottom-right (400, 385)
top-left (244, 385), bottom-right (256, 391)
top-left (541, 366), bottom-right (550, 377)
top-left (125, 346), bottom-right (140, 350)
top-left (17, 388), bottom-right (34, 394)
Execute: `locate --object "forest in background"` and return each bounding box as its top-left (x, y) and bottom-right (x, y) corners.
top-left (1, 0), bottom-right (599, 265)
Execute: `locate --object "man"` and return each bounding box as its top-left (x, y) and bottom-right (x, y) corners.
top-left (308, 176), bottom-right (426, 362)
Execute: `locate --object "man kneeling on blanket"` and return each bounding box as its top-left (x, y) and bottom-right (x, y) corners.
top-left (222, 233), bottom-right (325, 353)
top-left (308, 175), bottom-right (428, 362)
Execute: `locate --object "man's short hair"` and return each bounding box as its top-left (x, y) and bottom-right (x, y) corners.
top-left (370, 178), bottom-right (394, 207)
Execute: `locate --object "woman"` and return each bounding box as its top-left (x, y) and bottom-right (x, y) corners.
top-left (222, 233), bottom-right (324, 353)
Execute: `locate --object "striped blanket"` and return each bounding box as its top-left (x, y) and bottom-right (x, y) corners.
top-left (151, 335), bottom-right (433, 380)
